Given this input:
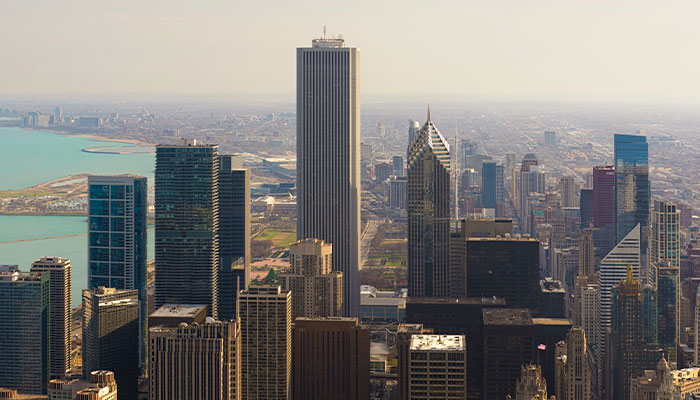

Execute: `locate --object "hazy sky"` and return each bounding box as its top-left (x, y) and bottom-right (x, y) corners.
top-left (2, 0), bottom-right (700, 103)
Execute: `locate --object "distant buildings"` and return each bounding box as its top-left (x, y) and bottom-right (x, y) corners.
top-left (408, 335), bottom-right (467, 400)
top-left (280, 238), bottom-right (342, 319)
top-left (149, 320), bottom-right (241, 400)
top-left (388, 175), bottom-right (408, 210)
top-left (87, 175), bottom-right (148, 369)
top-left (392, 155), bottom-right (404, 177)
top-left (407, 110), bottom-right (451, 298)
top-left (155, 139), bottom-right (220, 317)
top-left (293, 317), bottom-right (369, 400)
top-left (296, 36), bottom-right (361, 317)
top-left (82, 287), bottom-right (139, 399)
top-left (593, 165), bottom-right (615, 228)
top-left (239, 286), bottom-right (291, 399)
top-left (0, 270), bottom-right (49, 394)
top-left (559, 176), bottom-right (577, 208)
top-left (580, 188), bottom-right (594, 228)
top-left (30, 257), bottom-right (71, 380)
top-left (482, 161), bottom-right (504, 213)
top-left (630, 358), bottom-right (700, 399)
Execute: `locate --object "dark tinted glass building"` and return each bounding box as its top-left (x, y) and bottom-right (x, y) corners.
top-left (593, 165), bottom-right (615, 228)
top-left (614, 135), bottom-right (649, 241)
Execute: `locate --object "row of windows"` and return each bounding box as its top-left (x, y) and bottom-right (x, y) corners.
top-left (90, 248), bottom-right (127, 262)
top-left (90, 232), bottom-right (127, 247)
top-left (89, 184), bottom-right (129, 200)
top-left (90, 216), bottom-right (125, 232)
top-left (90, 200), bottom-right (127, 216)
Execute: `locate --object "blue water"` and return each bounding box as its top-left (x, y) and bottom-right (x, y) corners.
top-left (0, 127), bottom-right (157, 305)
top-left (0, 127), bottom-right (154, 189)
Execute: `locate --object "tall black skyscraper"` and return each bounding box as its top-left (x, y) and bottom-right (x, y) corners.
top-left (218, 155), bottom-right (250, 321)
top-left (155, 138), bottom-right (220, 317)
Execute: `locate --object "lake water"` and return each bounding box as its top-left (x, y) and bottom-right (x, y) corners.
top-left (0, 127), bottom-right (156, 305)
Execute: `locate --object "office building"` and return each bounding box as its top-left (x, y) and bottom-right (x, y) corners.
top-left (0, 271), bottom-right (49, 394)
top-left (611, 266), bottom-right (663, 400)
top-left (408, 335), bottom-right (467, 400)
top-left (559, 176), bottom-right (577, 208)
top-left (599, 223), bottom-right (641, 338)
top-left (407, 109), bottom-right (451, 298)
top-left (375, 162), bottom-right (392, 183)
top-left (545, 130), bottom-right (557, 146)
top-left (466, 237), bottom-right (541, 311)
top-left (88, 175), bottom-right (148, 369)
top-left (149, 320), bottom-right (240, 400)
top-left (408, 121), bottom-right (420, 150)
top-left (630, 359), bottom-right (700, 400)
top-left (482, 308), bottom-right (572, 399)
top-left (293, 317), bottom-right (369, 400)
top-left (155, 139), bottom-right (219, 317)
top-left (30, 257), bottom-right (71, 380)
top-left (564, 327), bottom-right (591, 400)
top-left (482, 162), bottom-right (505, 214)
top-left (593, 165), bottom-right (615, 228)
top-left (540, 277), bottom-right (566, 318)
top-left (614, 134), bottom-right (649, 242)
top-left (579, 231), bottom-right (595, 278)
top-left (515, 364), bottom-right (548, 400)
top-left (218, 156), bottom-right (250, 320)
top-left (280, 238), bottom-right (342, 319)
top-left (82, 287), bottom-right (139, 399)
top-left (397, 324), bottom-right (430, 400)
top-left (148, 304), bottom-right (208, 328)
top-left (579, 284), bottom-right (600, 355)
top-left (580, 188), bottom-right (594, 228)
top-left (658, 264), bottom-right (680, 363)
top-left (392, 155), bottom-right (404, 177)
top-left (388, 175), bottom-right (407, 209)
top-left (297, 37), bottom-right (361, 317)
top-left (238, 286), bottom-right (291, 400)
top-left (48, 371), bottom-right (118, 400)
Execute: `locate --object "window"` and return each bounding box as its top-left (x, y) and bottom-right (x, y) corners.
top-left (111, 185), bottom-right (125, 199)
top-left (90, 200), bottom-right (109, 216)
top-left (90, 184), bottom-right (109, 199)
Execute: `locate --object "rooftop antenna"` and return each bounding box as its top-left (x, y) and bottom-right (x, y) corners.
top-left (323, 25), bottom-right (327, 39)
top-left (427, 102), bottom-right (431, 122)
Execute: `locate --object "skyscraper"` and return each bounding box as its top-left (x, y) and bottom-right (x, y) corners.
top-left (149, 320), bottom-right (241, 400)
top-left (408, 120), bottom-right (420, 152)
top-left (30, 257), bottom-right (71, 380)
top-left (392, 155), bottom-right (404, 177)
top-left (407, 109), bottom-right (451, 298)
top-left (481, 161), bottom-right (504, 212)
top-left (593, 165), bottom-right (615, 228)
top-left (652, 199), bottom-right (680, 269)
top-left (82, 287), bottom-right (139, 399)
top-left (238, 285), bottom-right (291, 400)
top-left (408, 335), bottom-right (467, 400)
top-left (598, 223), bottom-right (641, 338)
top-left (0, 270), bottom-right (49, 394)
top-left (297, 37), bottom-right (361, 316)
top-left (155, 139), bottom-right (219, 317)
top-left (87, 175), bottom-right (148, 368)
top-left (293, 317), bottom-right (369, 400)
top-left (565, 327), bottom-right (591, 400)
top-left (579, 188), bottom-right (594, 228)
top-left (578, 231), bottom-right (595, 278)
top-left (559, 176), bottom-right (577, 208)
top-left (280, 238), bottom-right (342, 319)
top-left (614, 134), bottom-right (649, 242)
top-left (657, 264), bottom-right (680, 363)
top-left (218, 156), bottom-right (250, 321)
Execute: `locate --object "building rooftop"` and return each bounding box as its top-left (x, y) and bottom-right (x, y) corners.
top-left (407, 297), bottom-right (506, 306)
top-left (398, 324), bottom-right (425, 334)
top-left (410, 334), bottom-right (465, 352)
top-left (532, 318), bottom-right (573, 326)
top-left (361, 296), bottom-right (406, 307)
top-left (0, 271), bottom-right (43, 282)
top-left (467, 236), bottom-right (538, 242)
top-left (540, 277), bottom-right (565, 293)
top-left (483, 308), bottom-right (533, 326)
top-left (151, 304), bottom-right (208, 319)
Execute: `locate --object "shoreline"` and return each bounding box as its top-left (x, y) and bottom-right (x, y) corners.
top-left (16, 127), bottom-right (155, 147)
top-left (0, 212), bottom-right (86, 217)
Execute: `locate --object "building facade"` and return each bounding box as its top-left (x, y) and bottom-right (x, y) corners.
top-left (82, 287), bottom-right (139, 399)
top-left (296, 37), bottom-right (361, 317)
top-left (30, 256), bottom-right (71, 380)
top-left (408, 335), bottom-right (467, 400)
top-left (280, 238), bottom-right (342, 319)
top-left (407, 110), bottom-right (451, 298)
top-left (238, 286), bottom-right (291, 400)
top-left (155, 139), bottom-right (219, 317)
top-left (593, 165), bottom-right (615, 229)
top-left (614, 134), bottom-right (649, 242)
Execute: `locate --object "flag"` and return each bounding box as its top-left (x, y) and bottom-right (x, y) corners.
top-left (538, 344), bottom-right (546, 351)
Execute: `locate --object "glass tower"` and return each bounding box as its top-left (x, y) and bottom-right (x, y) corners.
top-left (614, 134), bottom-right (649, 242)
top-left (88, 174), bottom-right (147, 370)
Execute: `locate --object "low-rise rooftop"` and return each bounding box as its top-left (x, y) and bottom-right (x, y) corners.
top-left (410, 334), bottom-right (465, 352)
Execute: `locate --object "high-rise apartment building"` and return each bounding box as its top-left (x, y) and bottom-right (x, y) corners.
top-left (297, 37), bottom-right (361, 317)
top-left (218, 156), bottom-right (250, 321)
top-left (293, 317), bottom-right (369, 400)
top-left (565, 327), bottom-right (591, 400)
top-left (482, 162), bottom-right (504, 213)
top-left (0, 270), bottom-right (49, 394)
top-left (280, 238), bottom-right (342, 319)
top-left (238, 286), bottom-right (291, 400)
top-left (30, 257), bottom-right (71, 380)
top-left (87, 175), bottom-right (148, 369)
top-left (408, 335), bottom-right (467, 400)
top-left (82, 287), bottom-right (139, 399)
top-left (155, 139), bottom-right (219, 317)
top-left (614, 134), bottom-right (649, 242)
top-left (466, 237), bottom-right (541, 312)
top-left (392, 155), bottom-right (404, 177)
top-left (407, 110), bottom-right (451, 298)
top-left (593, 165), bottom-right (615, 228)
top-left (578, 231), bottom-right (595, 278)
top-left (599, 223), bottom-right (640, 339)
top-left (149, 320), bottom-right (241, 400)
top-left (559, 176), bottom-right (577, 208)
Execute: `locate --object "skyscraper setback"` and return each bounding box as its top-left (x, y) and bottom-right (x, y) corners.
top-left (155, 139), bottom-right (220, 317)
top-left (407, 109), bottom-right (451, 298)
top-left (297, 37), bottom-right (361, 316)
